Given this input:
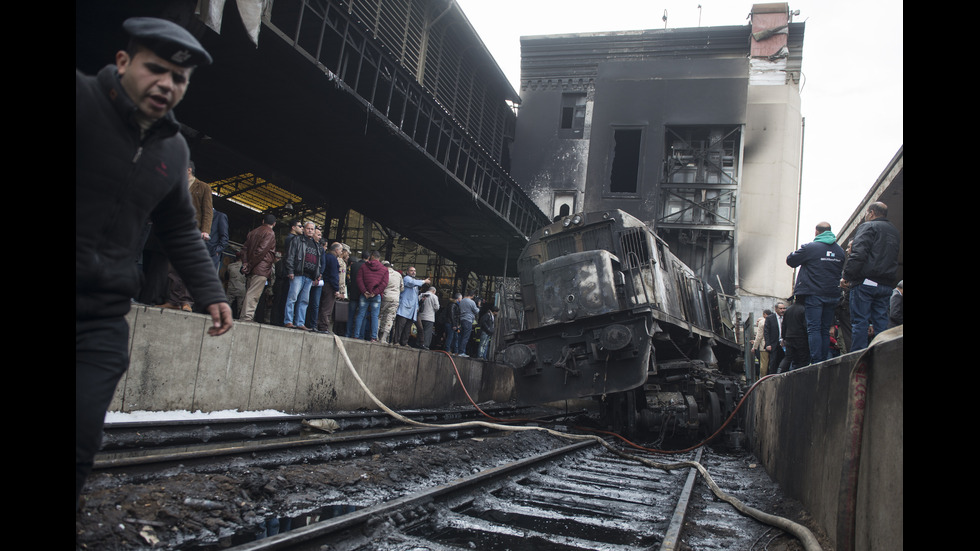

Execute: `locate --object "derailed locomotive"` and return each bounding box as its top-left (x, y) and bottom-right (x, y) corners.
top-left (501, 210), bottom-right (744, 438)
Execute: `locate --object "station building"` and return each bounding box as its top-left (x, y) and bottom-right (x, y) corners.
top-left (509, 3), bottom-right (807, 323)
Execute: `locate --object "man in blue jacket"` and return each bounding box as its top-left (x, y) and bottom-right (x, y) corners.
top-left (786, 222), bottom-right (846, 363)
top-left (458, 292), bottom-right (480, 357)
top-left (393, 266), bottom-right (430, 346)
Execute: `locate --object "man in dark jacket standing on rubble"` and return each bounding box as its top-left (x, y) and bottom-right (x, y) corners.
top-left (76, 17), bottom-right (232, 507)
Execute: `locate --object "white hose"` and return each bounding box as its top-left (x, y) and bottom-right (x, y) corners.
top-left (330, 334), bottom-right (822, 551)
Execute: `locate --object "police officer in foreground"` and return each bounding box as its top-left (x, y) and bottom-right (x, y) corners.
top-left (76, 17), bottom-right (232, 507)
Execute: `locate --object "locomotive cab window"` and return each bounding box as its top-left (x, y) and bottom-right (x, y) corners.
top-left (619, 228), bottom-right (651, 269)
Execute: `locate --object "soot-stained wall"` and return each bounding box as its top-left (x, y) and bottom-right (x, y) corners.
top-left (584, 57), bottom-right (748, 223)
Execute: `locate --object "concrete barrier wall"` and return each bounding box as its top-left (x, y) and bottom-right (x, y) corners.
top-left (111, 305), bottom-right (515, 414)
top-left (746, 327), bottom-right (903, 551)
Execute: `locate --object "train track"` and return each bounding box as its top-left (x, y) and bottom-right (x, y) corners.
top-left (80, 418), bottom-right (823, 551)
top-left (212, 440), bottom-right (716, 551)
top-left (99, 404), bottom-right (543, 451)
top-left (92, 406), bottom-right (579, 475)
top-left (215, 440), bottom-right (823, 551)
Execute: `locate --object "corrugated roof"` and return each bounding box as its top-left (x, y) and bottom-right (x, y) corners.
top-left (208, 173), bottom-right (303, 214)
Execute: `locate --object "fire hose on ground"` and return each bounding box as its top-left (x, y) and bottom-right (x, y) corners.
top-left (329, 333), bottom-right (822, 551)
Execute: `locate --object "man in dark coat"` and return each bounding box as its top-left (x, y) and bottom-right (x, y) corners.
top-left (76, 17), bottom-right (232, 506)
top-left (317, 242), bottom-right (344, 334)
top-left (841, 202), bottom-right (901, 351)
top-left (786, 221), bottom-right (846, 363)
top-left (888, 280), bottom-right (903, 329)
top-left (778, 297), bottom-right (810, 373)
top-left (271, 220), bottom-right (304, 326)
top-left (240, 214), bottom-right (278, 321)
top-left (208, 207), bottom-right (229, 271)
top-left (283, 221), bottom-right (322, 330)
top-left (763, 301), bottom-right (787, 374)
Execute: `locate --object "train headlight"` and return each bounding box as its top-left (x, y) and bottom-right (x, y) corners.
top-left (572, 214), bottom-right (583, 225)
top-left (562, 217), bottom-right (572, 228)
top-left (599, 324), bottom-right (632, 351)
top-left (502, 344), bottom-right (534, 369)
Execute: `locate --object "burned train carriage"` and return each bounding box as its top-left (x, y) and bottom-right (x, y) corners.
top-left (501, 210), bottom-right (743, 436)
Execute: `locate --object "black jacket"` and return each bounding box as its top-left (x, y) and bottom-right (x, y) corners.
top-left (76, 66), bottom-right (226, 320)
top-left (285, 235), bottom-right (321, 280)
top-left (479, 310), bottom-right (496, 334)
top-left (842, 218), bottom-right (900, 287)
top-left (448, 301), bottom-right (461, 328)
top-left (763, 313), bottom-right (782, 350)
top-left (781, 303), bottom-right (807, 339)
top-left (207, 210), bottom-right (229, 259)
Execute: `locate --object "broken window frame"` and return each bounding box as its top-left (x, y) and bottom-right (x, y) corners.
top-left (607, 126), bottom-right (645, 196)
top-left (558, 92), bottom-right (587, 138)
top-left (658, 125), bottom-right (741, 231)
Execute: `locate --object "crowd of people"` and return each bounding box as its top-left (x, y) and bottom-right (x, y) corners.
top-left (749, 202), bottom-right (902, 377)
top-left (221, 214), bottom-right (502, 357)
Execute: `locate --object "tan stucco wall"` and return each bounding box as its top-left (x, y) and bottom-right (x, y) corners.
top-left (738, 84), bottom-right (803, 300)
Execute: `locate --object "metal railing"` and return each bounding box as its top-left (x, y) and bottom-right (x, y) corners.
top-left (263, 0), bottom-right (549, 240)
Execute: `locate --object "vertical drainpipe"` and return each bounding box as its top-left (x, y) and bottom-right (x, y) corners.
top-left (789, 115), bottom-right (804, 296)
top-left (796, 115), bottom-right (805, 256)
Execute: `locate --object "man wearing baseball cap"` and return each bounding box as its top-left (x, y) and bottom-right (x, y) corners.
top-left (76, 17), bottom-right (230, 507)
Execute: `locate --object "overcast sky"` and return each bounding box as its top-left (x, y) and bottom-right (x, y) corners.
top-left (454, 0), bottom-right (904, 243)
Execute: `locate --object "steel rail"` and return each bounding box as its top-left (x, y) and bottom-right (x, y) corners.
top-left (657, 446), bottom-right (704, 551)
top-left (94, 422), bottom-right (497, 472)
top-left (225, 439), bottom-right (599, 551)
top-left (100, 405), bottom-right (542, 451)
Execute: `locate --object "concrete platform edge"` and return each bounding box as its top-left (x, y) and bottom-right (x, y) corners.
top-left (746, 327), bottom-right (903, 551)
top-left (112, 304), bottom-right (514, 414)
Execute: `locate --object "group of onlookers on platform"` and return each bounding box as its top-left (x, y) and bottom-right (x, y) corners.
top-left (749, 201), bottom-right (902, 378)
top-left (221, 216), bottom-right (500, 359)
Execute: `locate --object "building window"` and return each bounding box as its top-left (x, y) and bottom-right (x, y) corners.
top-left (609, 128), bottom-right (643, 193)
top-left (660, 125), bottom-right (741, 229)
top-left (552, 191), bottom-right (576, 221)
top-left (559, 93), bottom-right (586, 138)
top-left (663, 126), bottom-right (739, 185)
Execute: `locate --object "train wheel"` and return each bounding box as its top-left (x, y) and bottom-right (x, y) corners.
top-left (601, 391), bottom-right (638, 437)
top-left (624, 390), bottom-right (638, 436)
top-left (705, 390), bottom-right (722, 437)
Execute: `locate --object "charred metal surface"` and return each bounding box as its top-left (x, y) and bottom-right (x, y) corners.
top-left (502, 210), bottom-right (742, 436)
